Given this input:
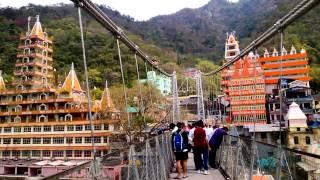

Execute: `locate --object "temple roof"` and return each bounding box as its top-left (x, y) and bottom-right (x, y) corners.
top-left (0, 70), bottom-right (5, 91)
top-left (286, 102), bottom-right (307, 128)
top-left (29, 15), bottom-right (44, 37)
top-left (61, 63), bottom-right (82, 92)
top-left (100, 81), bottom-right (117, 111)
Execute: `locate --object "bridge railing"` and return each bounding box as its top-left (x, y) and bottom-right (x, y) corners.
top-left (216, 135), bottom-right (320, 180)
top-left (43, 132), bottom-right (174, 180)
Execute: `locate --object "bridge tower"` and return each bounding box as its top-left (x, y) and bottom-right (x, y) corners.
top-left (172, 71), bottom-right (180, 123)
top-left (196, 70), bottom-right (205, 121)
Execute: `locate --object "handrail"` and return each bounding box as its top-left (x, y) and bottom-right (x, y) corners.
top-left (228, 134), bottom-right (320, 159)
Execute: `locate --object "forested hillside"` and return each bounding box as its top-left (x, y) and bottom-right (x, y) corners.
top-left (0, 4), bottom-right (181, 89)
top-left (0, 0), bottom-right (320, 90)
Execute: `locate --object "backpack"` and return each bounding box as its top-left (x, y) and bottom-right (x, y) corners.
top-left (173, 132), bottom-right (185, 152)
top-left (193, 127), bottom-right (207, 148)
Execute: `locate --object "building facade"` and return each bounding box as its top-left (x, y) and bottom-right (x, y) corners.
top-left (140, 71), bottom-right (172, 96)
top-left (0, 16), bottom-right (120, 162)
top-left (228, 54), bottom-right (267, 125)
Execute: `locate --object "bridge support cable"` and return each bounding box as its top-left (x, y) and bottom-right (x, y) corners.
top-left (116, 39), bottom-right (132, 143)
top-left (202, 0), bottom-right (320, 76)
top-left (134, 53), bottom-right (147, 126)
top-left (196, 70), bottom-right (205, 121)
top-left (77, 6), bottom-right (99, 179)
top-left (172, 71), bottom-right (180, 123)
top-left (70, 0), bottom-right (172, 77)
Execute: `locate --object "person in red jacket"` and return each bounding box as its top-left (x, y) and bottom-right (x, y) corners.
top-left (193, 120), bottom-right (209, 175)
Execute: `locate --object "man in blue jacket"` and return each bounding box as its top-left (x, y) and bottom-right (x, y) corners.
top-left (208, 126), bottom-right (228, 168)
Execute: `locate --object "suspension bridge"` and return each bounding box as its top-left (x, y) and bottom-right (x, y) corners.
top-left (0, 0), bottom-right (320, 179)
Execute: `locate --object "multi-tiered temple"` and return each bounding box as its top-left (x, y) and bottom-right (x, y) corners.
top-left (0, 15), bottom-right (120, 165)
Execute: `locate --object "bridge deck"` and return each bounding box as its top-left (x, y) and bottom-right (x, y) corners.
top-left (169, 153), bottom-right (225, 180)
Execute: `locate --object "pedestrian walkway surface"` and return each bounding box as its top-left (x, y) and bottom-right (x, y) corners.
top-left (169, 153), bottom-right (225, 180)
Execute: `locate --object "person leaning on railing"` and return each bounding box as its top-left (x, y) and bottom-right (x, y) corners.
top-left (208, 126), bottom-right (228, 169)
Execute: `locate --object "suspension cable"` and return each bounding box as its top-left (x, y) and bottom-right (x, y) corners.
top-left (116, 38), bottom-right (131, 142)
top-left (77, 6), bottom-right (97, 178)
top-left (134, 53), bottom-right (146, 126)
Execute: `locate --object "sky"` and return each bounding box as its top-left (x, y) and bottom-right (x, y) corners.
top-left (0, 0), bottom-right (215, 21)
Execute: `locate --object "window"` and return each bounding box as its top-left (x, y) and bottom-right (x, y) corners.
top-left (54, 126), bottom-right (64, 132)
top-left (43, 138), bottom-right (51, 144)
top-left (53, 138), bottom-right (64, 144)
top-left (14, 127), bottom-right (21, 132)
top-left (74, 150), bottom-right (82, 157)
top-left (85, 125), bottom-right (91, 131)
top-left (84, 150), bottom-right (91, 157)
top-left (85, 137), bottom-right (91, 143)
top-left (294, 136), bottom-right (299, 145)
top-left (67, 125), bottom-right (74, 131)
top-left (104, 124), bottom-right (109, 130)
top-left (3, 138), bottom-right (11, 144)
top-left (13, 138), bottom-right (21, 144)
top-left (22, 150), bottom-right (30, 157)
top-left (65, 114), bottom-right (72, 121)
top-left (23, 126), bottom-right (31, 132)
top-left (66, 150), bottom-right (73, 157)
top-left (75, 125), bottom-right (82, 131)
top-left (33, 138), bottom-right (41, 144)
top-left (261, 132), bottom-right (267, 139)
top-left (94, 137), bottom-right (101, 143)
top-left (66, 137), bottom-right (73, 144)
top-left (75, 137), bottom-right (82, 144)
top-left (297, 128), bottom-right (301, 131)
top-left (32, 150), bottom-right (40, 157)
top-left (94, 125), bottom-right (101, 131)
top-left (3, 151), bottom-right (10, 157)
top-left (23, 138), bottom-right (31, 144)
top-left (52, 150), bottom-right (64, 157)
top-left (306, 136), bottom-right (311, 145)
top-left (12, 150), bottom-right (20, 157)
top-left (43, 126), bottom-right (51, 132)
top-left (43, 150), bottom-right (51, 157)
top-left (33, 126), bottom-right (42, 132)
top-left (4, 127), bottom-right (11, 133)
top-left (104, 137), bottom-right (108, 143)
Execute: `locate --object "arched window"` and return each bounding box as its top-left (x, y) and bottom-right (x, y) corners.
top-left (21, 76), bottom-right (28, 82)
top-left (25, 39), bottom-right (32, 45)
top-left (22, 66), bottom-right (29, 72)
top-left (41, 67), bottom-right (48, 74)
top-left (65, 114), bottom-right (73, 121)
top-left (294, 136), bottom-right (299, 145)
top-left (24, 48), bottom-right (31, 55)
top-left (43, 41), bottom-right (48, 48)
top-left (22, 57), bottom-right (29, 63)
top-left (16, 95), bottom-right (23, 101)
top-left (40, 93), bottom-right (48, 100)
top-left (15, 105), bottom-right (22, 112)
top-left (16, 85), bottom-right (24, 91)
top-left (38, 115), bottom-right (47, 123)
top-left (42, 59), bottom-right (47, 65)
top-left (306, 136), bottom-right (311, 145)
top-left (42, 50), bottom-right (48, 57)
top-left (39, 104), bottom-right (47, 111)
top-left (14, 116), bottom-right (21, 123)
top-left (42, 77), bottom-right (47, 84)
top-left (64, 103), bottom-right (73, 109)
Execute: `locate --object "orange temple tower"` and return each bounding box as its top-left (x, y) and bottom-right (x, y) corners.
top-left (0, 15), bottom-right (120, 162)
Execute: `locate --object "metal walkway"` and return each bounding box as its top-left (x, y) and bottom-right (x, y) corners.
top-left (170, 153), bottom-right (225, 180)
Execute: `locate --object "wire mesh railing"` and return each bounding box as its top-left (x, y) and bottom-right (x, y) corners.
top-left (42, 133), bottom-right (174, 180)
top-left (216, 135), bottom-right (320, 180)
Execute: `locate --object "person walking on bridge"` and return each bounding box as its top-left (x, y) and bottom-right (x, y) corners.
top-left (208, 126), bottom-right (228, 168)
top-left (193, 120), bottom-right (209, 175)
top-left (172, 122), bottom-right (189, 179)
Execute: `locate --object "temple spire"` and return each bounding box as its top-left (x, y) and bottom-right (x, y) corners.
top-left (290, 45), bottom-right (297, 54)
top-left (100, 80), bottom-right (116, 111)
top-left (0, 71), bottom-right (5, 91)
top-left (264, 48), bottom-right (270, 57)
top-left (29, 15), bottom-right (44, 37)
top-left (61, 63), bottom-right (82, 92)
